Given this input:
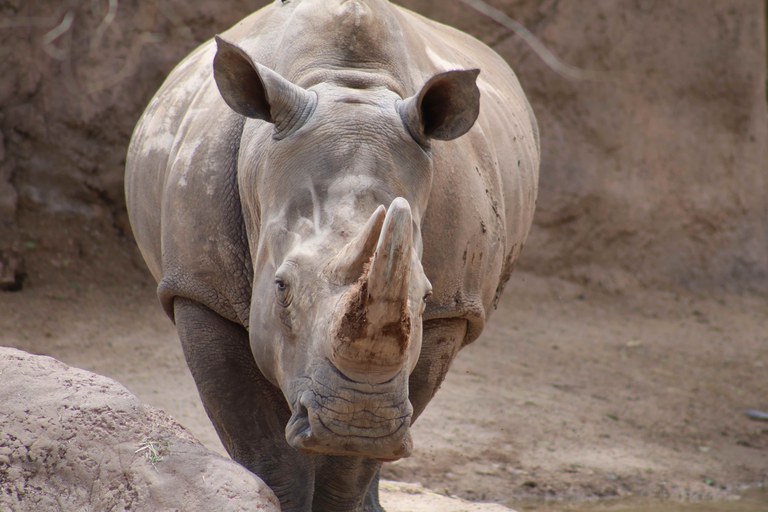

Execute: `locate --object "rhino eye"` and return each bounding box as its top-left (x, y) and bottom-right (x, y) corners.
top-left (275, 277), bottom-right (292, 307)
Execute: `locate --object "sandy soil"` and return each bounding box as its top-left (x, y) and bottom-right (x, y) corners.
top-left (1, 218), bottom-right (767, 510)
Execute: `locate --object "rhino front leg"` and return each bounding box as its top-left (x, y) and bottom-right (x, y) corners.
top-left (312, 455), bottom-right (382, 512)
top-left (174, 297), bottom-right (314, 511)
top-left (409, 318), bottom-right (467, 420)
top-left (359, 319), bottom-right (467, 505)
top-left (362, 468), bottom-right (384, 512)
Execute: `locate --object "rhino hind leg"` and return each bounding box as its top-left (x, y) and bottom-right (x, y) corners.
top-left (174, 298), bottom-right (314, 511)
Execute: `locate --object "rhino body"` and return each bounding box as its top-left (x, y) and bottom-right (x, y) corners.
top-left (125, 1), bottom-right (539, 510)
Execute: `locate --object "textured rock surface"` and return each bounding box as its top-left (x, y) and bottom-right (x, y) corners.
top-left (2, 0), bottom-right (765, 291)
top-left (0, 347), bottom-right (280, 512)
top-left (516, 0), bottom-right (767, 291)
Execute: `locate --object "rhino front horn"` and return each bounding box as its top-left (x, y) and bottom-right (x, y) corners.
top-left (366, 197), bottom-right (413, 307)
top-left (331, 198), bottom-right (414, 384)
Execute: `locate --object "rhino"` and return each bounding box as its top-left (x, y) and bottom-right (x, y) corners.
top-left (125, 0), bottom-right (539, 510)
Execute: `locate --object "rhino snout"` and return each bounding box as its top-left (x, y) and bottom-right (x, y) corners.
top-left (285, 369), bottom-right (413, 460)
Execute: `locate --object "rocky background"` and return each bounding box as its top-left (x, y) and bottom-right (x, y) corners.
top-left (1, 0), bottom-right (765, 292)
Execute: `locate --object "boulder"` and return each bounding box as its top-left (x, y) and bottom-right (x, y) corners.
top-left (0, 347), bottom-right (280, 512)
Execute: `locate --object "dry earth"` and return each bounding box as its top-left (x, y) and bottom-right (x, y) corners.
top-left (1, 219), bottom-right (766, 510)
top-left (1, 1), bottom-right (767, 510)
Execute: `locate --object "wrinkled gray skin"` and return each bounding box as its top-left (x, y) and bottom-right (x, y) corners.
top-left (125, 1), bottom-right (539, 510)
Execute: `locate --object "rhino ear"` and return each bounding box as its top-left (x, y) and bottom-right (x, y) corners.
top-left (213, 36), bottom-right (316, 138)
top-left (399, 69), bottom-right (481, 145)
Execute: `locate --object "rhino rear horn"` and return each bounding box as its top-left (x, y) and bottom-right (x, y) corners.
top-left (398, 69), bottom-right (481, 145)
top-left (213, 36), bottom-right (317, 139)
top-left (326, 205), bottom-right (386, 284)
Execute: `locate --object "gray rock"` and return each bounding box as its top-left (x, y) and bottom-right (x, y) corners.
top-left (0, 347), bottom-right (280, 512)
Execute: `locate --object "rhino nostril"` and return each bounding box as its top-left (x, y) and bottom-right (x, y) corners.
top-left (286, 398), bottom-right (313, 448)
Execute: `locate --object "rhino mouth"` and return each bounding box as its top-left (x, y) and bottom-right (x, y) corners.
top-left (285, 365), bottom-right (413, 460)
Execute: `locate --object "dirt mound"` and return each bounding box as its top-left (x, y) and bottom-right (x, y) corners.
top-left (0, 347), bottom-right (280, 512)
top-left (2, 1), bottom-right (765, 291)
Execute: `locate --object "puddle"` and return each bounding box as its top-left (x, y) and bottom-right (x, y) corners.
top-left (515, 489), bottom-right (768, 512)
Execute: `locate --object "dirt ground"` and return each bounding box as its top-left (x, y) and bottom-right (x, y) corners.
top-left (2, 216), bottom-right (766, 510)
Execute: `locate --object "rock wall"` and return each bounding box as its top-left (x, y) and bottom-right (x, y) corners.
top-left (0, 347), bottom-right (280, 511)
top-left (1, 0), bottom-right (263, 230)
top-left (2, 0), bottom-right (766, 290)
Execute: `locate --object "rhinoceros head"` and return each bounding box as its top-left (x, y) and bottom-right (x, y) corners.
top-left (212, 37), bottom-right (479, 460)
